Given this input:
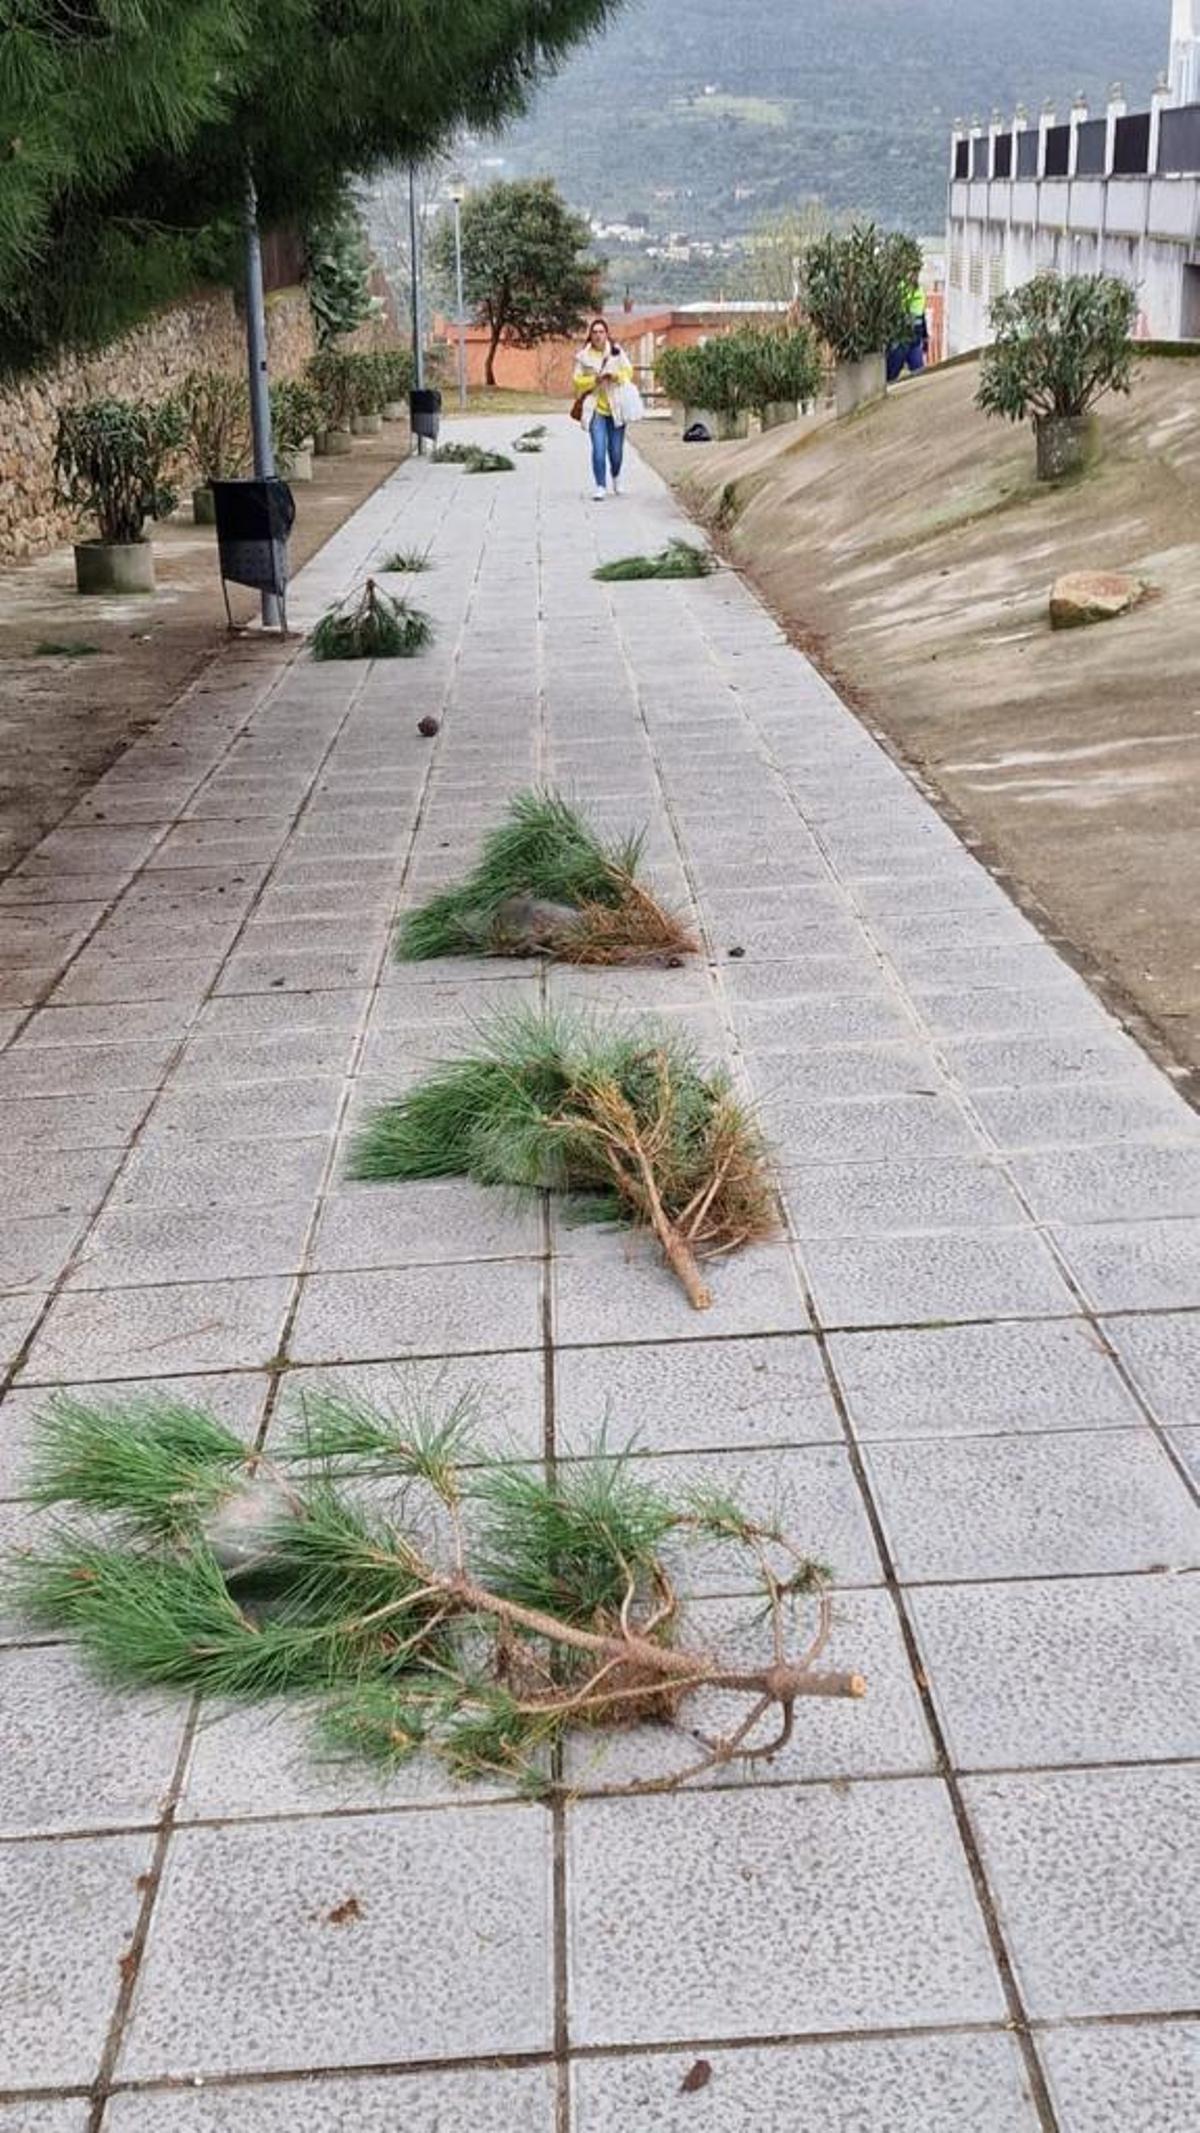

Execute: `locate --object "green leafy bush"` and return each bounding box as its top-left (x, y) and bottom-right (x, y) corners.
top-left (376, 348), bottom-right (415, 404)
top-left (54, 395), bottom-right (185, 545)
top-left (178, 370), bottom-right (251, 484)
top-left (802, 222), bottom-right (922, 363)
top-left (976, 272), bottom-right (1138, 425)
top-left (270, 377), bottom-right (324, 458)
top-left (657, 328), bottom-right (820, 420)
top-left (305, 350), bottom-right (357, 433)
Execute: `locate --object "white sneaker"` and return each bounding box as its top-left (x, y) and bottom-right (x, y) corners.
top-left (612, 478), bottom-right (624, 496)
top-left (592, 487), bottom-right (606, 501)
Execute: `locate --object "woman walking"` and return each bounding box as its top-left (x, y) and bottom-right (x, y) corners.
top-left (573, 317), bottom-right (634, 500)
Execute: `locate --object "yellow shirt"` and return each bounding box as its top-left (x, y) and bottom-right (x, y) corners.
top-left (574, 347), bottom-right (634, 418)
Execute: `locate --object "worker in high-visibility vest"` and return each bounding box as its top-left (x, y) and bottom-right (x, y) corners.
top-left (886, 285), bottom-right (930, 383)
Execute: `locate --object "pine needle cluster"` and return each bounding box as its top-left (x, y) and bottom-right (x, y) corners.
top-left (512, 426), bottom-right (546, 453)
top-left (8, 1390), bottom-right (862, 1796)
top-left (593, 539), bottom-right (717, 583)
top-left (433, 443), bottom-right (515, 473)
top-left (395, 788), bottom-right (696, 965)
top-left (349, 1006), bottom-right (779, 1308)
top-left (382, 546), bottom-right (434, 573)
top-left (310, 578), bottom-right (434, 661)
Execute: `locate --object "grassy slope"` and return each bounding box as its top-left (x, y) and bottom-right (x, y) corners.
top-left (640, 354), bottom-right (1200, 1073)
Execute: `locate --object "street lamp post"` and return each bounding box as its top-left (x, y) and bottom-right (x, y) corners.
top-left (242, 160), bottom-right (281, 630)
top-left (449, 179), bottom-right (468, 412)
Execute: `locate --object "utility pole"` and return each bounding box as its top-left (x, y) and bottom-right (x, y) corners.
top-left (449, 178), bottom-right (468, 411)
top-left (408, 164), bottom-right (425, 451)
top-left (243, 161), bottom-right (280, 629)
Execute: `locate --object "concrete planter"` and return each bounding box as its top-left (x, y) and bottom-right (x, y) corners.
top-left (351, 411), bottom-right (383, 436)
top-left (192, 486), bottom-right (216, 525)
top-left (316, 429), bottom-right (353, 457)
top-left (382, 401), bottom-right (407, 421)
top-left (760, 400), bottom-right (799, 431)
top-left (1035, 413), bottom-right (1097, 482)
top-left (74, 539), bottom-right (155, 596)
top-left (684, 406), bottom-right (748, 440)
top-left (278, 446), bottom-right (313, 482)
top-left (835, 354), bottom-right (887, 418)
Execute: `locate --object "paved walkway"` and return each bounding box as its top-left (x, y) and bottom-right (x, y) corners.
top-left (1, 419), bottom-right (1198, 2132)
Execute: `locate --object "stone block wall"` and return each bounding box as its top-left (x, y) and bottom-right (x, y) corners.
top-left (0, 284), bottom-right (315, 563)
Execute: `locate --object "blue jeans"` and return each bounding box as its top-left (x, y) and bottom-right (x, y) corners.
top-left (590, 412), bottom-right (626, 488)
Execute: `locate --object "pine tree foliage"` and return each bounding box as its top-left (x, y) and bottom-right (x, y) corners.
top-left (9, 1388), bottom-right (864, 1794)
top-left (0, 2), bottom-right (624, 374)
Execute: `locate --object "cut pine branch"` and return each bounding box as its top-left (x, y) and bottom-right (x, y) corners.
top-left (310, 578), bottom-right (433, 661)
top-left (7, 1391), bottom-right (865, 1797)
top-left (395, 787), bottom-right (697, 965)
top-left (347, 1005), bottom-right (779, 1307)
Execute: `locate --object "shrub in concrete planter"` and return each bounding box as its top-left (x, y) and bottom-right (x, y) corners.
top-left (658, 341), bottom-right (749, 438)
top-left (306, 350), bottom-right (357, 442)
top-left (834, 352), bottom-right (886, 419)
top-left (179, 372), bottom-right (250, 523)
top-left (271, 378), bottom-right (323, 481)
top-left (54, 395), bottom-right (183, 596)
top-left (977, 273), bottom-right (1137, 481)
top-left (802, 222), bottom-right (920, 417)
top-left (377, 348), bottom-right (415, 419)
top-left (346, 352), bottom-right (387, 433)
top-left (315, 428), bottom-right (353, 456)
top-left (661, 325), bottom-right (821, 437)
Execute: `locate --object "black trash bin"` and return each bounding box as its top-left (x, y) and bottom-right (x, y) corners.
top-left (211, 476), bottom-right (296, 630)
top-left (409, 388), bottom-right (442, 446)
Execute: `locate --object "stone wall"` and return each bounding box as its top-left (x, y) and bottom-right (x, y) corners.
top-left (0, 284), bottom-right (315, 563)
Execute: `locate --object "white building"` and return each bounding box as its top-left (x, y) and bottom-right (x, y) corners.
top-left (945, 1), bottom-right (1200, 353)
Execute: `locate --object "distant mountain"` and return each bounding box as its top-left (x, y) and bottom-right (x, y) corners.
top-left (494, 0), bottom-right (1169, 237)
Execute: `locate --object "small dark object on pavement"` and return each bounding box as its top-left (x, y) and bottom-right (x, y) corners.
top-left (418, 716), bottom-right (440, 737)
top-left (728, 945), bottom-right (746, 959)
top-left (683, 422), bottom-right (712, 443)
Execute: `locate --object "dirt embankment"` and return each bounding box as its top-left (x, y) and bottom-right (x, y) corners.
top-left (638, 356), bottom-right (1200, 1078)
top-left (0, 429), bottom-right (413, 876)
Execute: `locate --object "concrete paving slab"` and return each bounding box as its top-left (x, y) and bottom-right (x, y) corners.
top-left (104, 2067), bottom-right (557, 2132)
top-left (866, 1429), bottom-right (1199, 1580)
top-left (829, 1315), bottom-right (1142, 1437)
top-left (554, 1332), bottom-right (838, 1455)
top-left (964, 1766), bottom-right (1200, 2019)
top-left (118, 1808), bottom-right (553, 2080)
top-left (1101, 1311), bottom-right (1200, 1425)
top-left (0, 1830), bottom-right (152, 2086)
top-left (566, 1779), bottom-right (1004, 2046)
top-left (572, 2031), bottom-right (1040, 2131)
top-left (0, 1644), bottom-right (185, 1835)
top-left (911, 1572), bottom-right (1200, 1767)
top-left (1039, 2020), bottom-right (1200, 2133)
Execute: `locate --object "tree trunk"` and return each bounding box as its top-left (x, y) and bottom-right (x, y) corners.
top-left (485, 320), bottom-right (503, 389)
